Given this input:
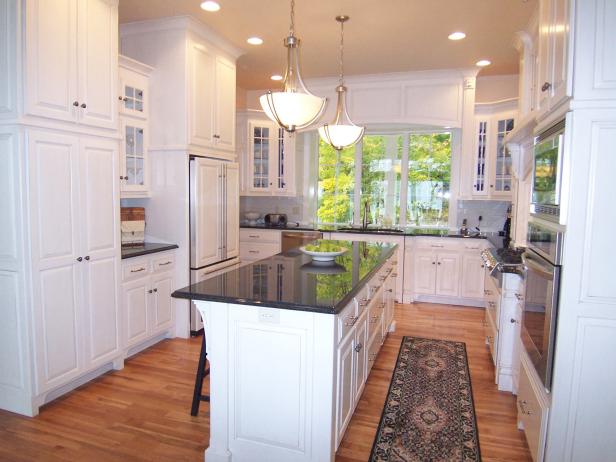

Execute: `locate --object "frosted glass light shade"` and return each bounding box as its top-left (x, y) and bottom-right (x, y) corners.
top-left (318, 124), bottom-right (364, 150)
top-left (260, 91), bottom-right (326, 131)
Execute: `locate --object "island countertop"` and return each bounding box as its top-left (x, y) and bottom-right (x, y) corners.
top-left (172, 240), bottom-right (397, 314)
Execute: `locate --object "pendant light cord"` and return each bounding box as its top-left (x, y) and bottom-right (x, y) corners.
top-left (289, 0), bottom-right (295, 36)
top-left (339, 19), bottom-right (344, 86)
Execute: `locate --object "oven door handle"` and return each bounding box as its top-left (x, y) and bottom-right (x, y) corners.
top-left (522, 253), bottom-right (554, 278)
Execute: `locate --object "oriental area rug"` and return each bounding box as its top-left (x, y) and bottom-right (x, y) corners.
top-left (370, 337), bottom-right (481, 462)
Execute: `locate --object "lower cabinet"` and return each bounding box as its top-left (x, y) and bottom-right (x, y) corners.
top-left (121, 251), bottom-right (176, 353)
top-left (334, 254), bottom-right (397, 449)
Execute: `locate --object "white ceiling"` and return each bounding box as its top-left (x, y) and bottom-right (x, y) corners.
top-left (118, 0), bottom-right (536, 90)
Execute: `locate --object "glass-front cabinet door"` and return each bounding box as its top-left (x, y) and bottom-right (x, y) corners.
top-left (247, 120), bottom-right (295, 195)
top-left (121, 119), bottom-right (148, 195)
top-left (119, 63), bottom-right (149, 119)
top-left (492, 118), bottom-right (515, 195)
top-left (473, 120), bottom-right (489, 196)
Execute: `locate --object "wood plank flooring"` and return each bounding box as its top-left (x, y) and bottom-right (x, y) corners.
top-left (0, 303), bottom-right (531, 462)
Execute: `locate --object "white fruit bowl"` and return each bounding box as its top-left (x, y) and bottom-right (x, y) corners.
top-left (299, 246), bottom-right (347, 262)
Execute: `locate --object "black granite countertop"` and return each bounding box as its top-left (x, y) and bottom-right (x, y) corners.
top-left (172, 240), bottom-right (396, 314)
top-left (121, 243), bottom-right (179, 259)
top-left (241, 223), bottom-right (490, 239)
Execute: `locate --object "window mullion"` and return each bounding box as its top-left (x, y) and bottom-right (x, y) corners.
top-left (399, 134), bottom-right (410, 228)
top-left (353, 139), bottom-right (362, 226)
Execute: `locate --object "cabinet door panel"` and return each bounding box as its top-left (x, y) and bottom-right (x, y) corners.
top-left (353, 315), bottom-right (368, 404)
top-left (413, 251), bottom-right (436, 295)
top-left (120, 119), bottom-right (148, 193)
top-left (77, 0), bottom-right (117, 129)
top-left (336, 332), bottom-right (355, 448)
top-left (35, 264), bottom-right (81, 392)
top-left (191, 158), bottom-right (222, 267)
top-left (25, 0), bottom-right (78, 122)
top-left (215, 57), bottom-right (236, 151)
top-left (189, 42), bottom-right (215, 148)
top-left (549, 0), bottom-right (570, 108)
top-left (80, 138), bottom-right (119, 259)
top-left (435, 252), bottom-right (460, 297)
top-left (151, 274), bottom-right (174, 332)
top-left (28, 131), bottom-right (80, 268)
top-left (536, 0), bottom-right (552, 113)
top-left (83, 255), bottom-right (119, 366)
top-left (225, 163), bottom-right (240, 259)
top-left (461, 254), bottom-right (486, 299)
top-left (123, 278), bottom-right (149, 346)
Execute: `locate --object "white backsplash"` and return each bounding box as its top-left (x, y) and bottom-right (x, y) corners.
top-left (240, 196), bottom-right (312, 225)
top-left (456, 200), bottom-right (510, 232)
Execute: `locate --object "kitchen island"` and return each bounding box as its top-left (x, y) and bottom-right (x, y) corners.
top-left (172, 240), bottom-right (398, 462)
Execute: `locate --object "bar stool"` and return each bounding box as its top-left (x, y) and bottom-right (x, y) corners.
top-left (190, 331), bottom-right (210, 416)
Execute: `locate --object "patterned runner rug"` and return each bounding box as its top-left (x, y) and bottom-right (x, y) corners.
top-left (370, 337), bottom-right (481, 462)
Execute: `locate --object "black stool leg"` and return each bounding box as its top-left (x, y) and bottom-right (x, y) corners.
top-left (191, 333), bottom-right (210, 416)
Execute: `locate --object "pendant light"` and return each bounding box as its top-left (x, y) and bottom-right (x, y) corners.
top-left (259, 0), bottom-right (327, 133)
top-left (318, 15), bottom-right (364, 151)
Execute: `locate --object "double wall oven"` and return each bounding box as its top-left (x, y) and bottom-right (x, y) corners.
top-left (521, 218), bottom-right (563, 392)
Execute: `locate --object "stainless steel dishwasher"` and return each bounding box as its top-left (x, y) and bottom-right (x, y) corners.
top-left (281, 230), bottom-right (323, 252)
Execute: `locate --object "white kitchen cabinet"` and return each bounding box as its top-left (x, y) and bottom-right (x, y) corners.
top-left (411, 248), bottom-right (460, 298)
top-left (121, 251), bottom-right (176, 353)
top-left (535, 0), bottom-right (571, 117)
top-left (460, 253), bottom-right (486, 299)
top-left (25, 0), bottom-right (118, 130)
top-left (239, 228), bottom-right (282, 263)
top-left (353, 310), bottom-right (368, 404)
top-left (412, 250), bottom-right (437, 295)
top-left (435, 252), bottom-right (460, 297)
top-left (188, 41), bottom-right (236, 153)
top-left (119, 55), bottom-right (151, 119)
top-left (335, 322), bottom-right (355, 447)
top-left (238, 114), bottom-right (296, 196)
top-left (28, 130), bottom-right (121, 395)
top-left (472, 108), bottom-right (517, 199)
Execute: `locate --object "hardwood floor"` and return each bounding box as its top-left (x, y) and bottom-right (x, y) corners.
top-left (0, 303), bottom-right (531, 462)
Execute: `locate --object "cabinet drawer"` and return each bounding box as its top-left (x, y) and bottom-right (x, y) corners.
top-left (123, 260), bottom-right (151, 281)
top-left (485, 308), bottom-right (498, 366)
top-left (367, 329), bottom-right (381, 373)
top-left (337, 300), bottom-right (359, 344)
top-left (414, 237), bottom-right (461, 251)
top-left (152, 253), bottom-right (175, 272)
top-left (518, 358), bottom-right (549, 462)
top-left (240, 242), bottom-right (280, 261)
top-left (461, 240), bottom-right (487, 251)
top-left (367, 299), bottom-right (384, 340)
top-left (240, 229), bottom-right (281, 244)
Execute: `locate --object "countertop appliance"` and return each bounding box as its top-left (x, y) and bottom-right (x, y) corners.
top-left (521, 217), bottom-right (564, 391)
top-left (281, 230), bottom-right (323, 252)
top-left (189, 156), bottom-right (240, 334)
top-left (264, 213), bottom-right (288, 227)
top-left (531, 119), bottom-right (565, 222)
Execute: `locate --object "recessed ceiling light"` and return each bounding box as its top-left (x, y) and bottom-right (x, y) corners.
top-left (247, 37), bottom-right (263, 45)
top-left (448, 32), bottom-right (466, 41)
top-left (476, 59), bottom-right (491, 67)
top-left (200, 1), bottom-right (220, 12)
top-left (270, 74), bottom-right (283, 81)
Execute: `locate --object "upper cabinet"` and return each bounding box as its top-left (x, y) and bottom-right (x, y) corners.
top-left (236, 111), bottom-right (296, 197)
top-left (188, 43), bottom-right (236, 153)
top-left (25, 0), bottom-right (118, 130)
top-left (118, 56), bottom-right (153, 198)
top-left (470, 101), bottom-right (517, 199)
top-left (120, 17), bottom-right (241, 160)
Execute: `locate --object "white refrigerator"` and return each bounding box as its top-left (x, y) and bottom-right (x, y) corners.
top-left (189, 156), bottom-right (240, 333)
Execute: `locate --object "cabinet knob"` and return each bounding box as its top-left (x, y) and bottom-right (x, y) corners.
top-left (432, 261), bottom-right (436, 265)
top-left (541, 82), bottom-right (552, 92)
top-left (213, 134), bottom-right (220, 139)
top-left (510, 318), bottom-right (518, 324)
top-left (76, 256), bottom-right (83, 262)
top-left (354, 343), bottom-right (363, 352)
top-left (80, 103), bottom-right (87, 109)
top-left (153, 288), bottom-right (158, 293)
top-left (84, 256), bottom-right (90, 261)
top-left (118, 96), bottom-right (123, 101)
top-left (73, 101), bottom-right (79, 107)
top-left (148, 289), bottom-right (153, 294)
top-left (437, 262), bottom-right (441, 265)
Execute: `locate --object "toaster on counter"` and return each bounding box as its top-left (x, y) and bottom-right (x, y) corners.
top-left (264, 213), bottom-right (288, 227)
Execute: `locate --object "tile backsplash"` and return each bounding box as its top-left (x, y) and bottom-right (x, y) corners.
top-left (240, 196), bottom-right (313, 224)
top-left (456, 200), bottom-right (510, 232)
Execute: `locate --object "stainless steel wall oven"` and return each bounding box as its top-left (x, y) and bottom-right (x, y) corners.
top-left (521, 218), bottom-right (564, 391)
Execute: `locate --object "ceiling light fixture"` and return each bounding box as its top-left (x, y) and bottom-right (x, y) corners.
top-left (247, 37), bottom-right (263, 45)
top-left (318, 15), bottom-right (364, 151)
top-left (200, 1), bottom-right (220, 12)
top-left (270, 74), bottom-right (283, 81)
top-left (476, 59), bottom-right (491, 67)
top-left (448, 32), bottom-right (466, 41)
top-left (259, 0), bottom-right (327, 133)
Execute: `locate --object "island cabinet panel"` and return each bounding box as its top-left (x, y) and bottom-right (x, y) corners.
top-left (335, 326), bottom-right (356, 448)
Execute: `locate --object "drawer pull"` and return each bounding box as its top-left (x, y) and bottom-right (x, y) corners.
top-left (354, 343), bottom-right (363, 353)
top-left (344, 316), bottom-right (358, 327)
top-left (488, 301), bottom-right (496, 308)
top-left (158, 261), bottom-right (173, 266)
top-left (368, 353), bottom-right (378, 362)
top-left (431, 244), bottom-right (444, 248)
top-left (510, 318), bottom-right (518, 324)
top-left (515, 293), bottom-right (524, 301)
top-left (248, 234), bottom-right (260, 238)
top-left (248, 250), bottom-right (260, 254)
top-left (131, 267), bottom-right (146, 273)
top-left (359, 298), bottom-right (370, 307)
top-left (391, 273), bottom-right (398, 277)
top-left (386, 288), bottom-right (393, 293)
top-left (370, 315), bottom-right (379, 323)
top-left (484, 289), bottom-right (492, 296)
